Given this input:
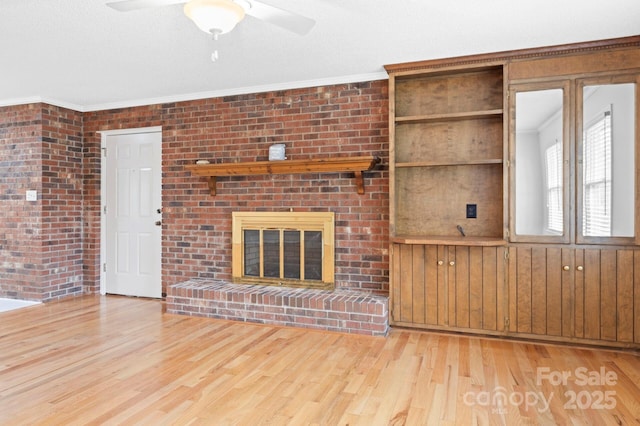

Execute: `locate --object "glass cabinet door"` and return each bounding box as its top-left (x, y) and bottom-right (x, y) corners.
top-left (510, 77), bottom-right (638, 245)
top-left (509, 83), bottom-right (571, 243)
top-left (577, 77), bottom-right (638, 244)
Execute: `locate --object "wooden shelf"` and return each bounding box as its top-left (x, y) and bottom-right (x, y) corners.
top-left (395, 109), bottom-right (503, 124)
top-left (395, 159), bottom-right (502, 168)
top-left (391, 235), bottom-right (506, 246)
top-left (186, 155), bottom-right (381, 196)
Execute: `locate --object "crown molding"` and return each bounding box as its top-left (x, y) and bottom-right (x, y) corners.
top-left (384, 35), bottom-right (640, 74)
top-left (0, 96), bottom-right (84, 112)
top-left (0, 72), bottom-right (388, 113)
top-left (82, 71), bottom-right (388, 112)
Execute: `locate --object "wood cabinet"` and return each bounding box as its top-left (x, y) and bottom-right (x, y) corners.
top-left (386, 59), bottom-right (507, 336)
top-left (508, 246), bottom-right (640, 347)
top-left (391, 243), bottom-right (506, 334)
top-left (386, 36), bottom-right (640, 349)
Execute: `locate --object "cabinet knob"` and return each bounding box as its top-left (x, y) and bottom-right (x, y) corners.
top-left (437, 260), bottom-right (444, 266)
top-left (449, 261), bottom-right (455, 266)
top-left (563, 265), bottom-right (570, 271)
top-left (577, 265), bottom-right (584, 271)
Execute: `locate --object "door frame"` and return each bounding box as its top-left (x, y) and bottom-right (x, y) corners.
top-left (98, 126), bottom-right (162, 296)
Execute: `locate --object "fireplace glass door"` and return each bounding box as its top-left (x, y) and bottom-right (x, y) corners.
top-left (233, 211), bottom-right (335, 290)
top-left (242, 229), bottom-right (323, 282)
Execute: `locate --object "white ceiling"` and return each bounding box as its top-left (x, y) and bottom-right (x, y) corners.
top-left (1, 0), bottom-right (639, 112)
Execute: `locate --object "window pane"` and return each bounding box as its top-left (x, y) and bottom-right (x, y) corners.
top-left (583, 108), bottom-right (612, 236)
top-left (545, 141), bottom-right (563, 234)
top-left (243, 230), bottom-right (260, 277)
top-left (263, 230), bottom-right (280, 278)
top-left (304, 231), bottom-right (323, 281)
top-left (514, 88), bottom-right (564, 236)
top-left (582, 83), bottom-right (635, 238)
top-left (283, 231), bottom-right (301, 279)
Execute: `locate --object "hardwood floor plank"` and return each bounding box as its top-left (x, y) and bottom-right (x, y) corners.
top-left (0, 295), bottom-right (638, 425)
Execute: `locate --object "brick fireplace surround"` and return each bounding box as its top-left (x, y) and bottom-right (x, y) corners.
top-left (1, 80), bottom-right (390, 335)
top-left (167, 280), bottom-right (389, 336)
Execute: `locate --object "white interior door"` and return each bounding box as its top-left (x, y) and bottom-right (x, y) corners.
top-left (104, 130), bottom-right (162, 298)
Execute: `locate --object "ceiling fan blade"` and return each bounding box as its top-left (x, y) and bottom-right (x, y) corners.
top-left (246, 1), bottom-right (315, 35)
top-left (106, 0), bottom-right (185, 12)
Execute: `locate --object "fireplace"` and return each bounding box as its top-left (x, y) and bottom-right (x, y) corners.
top-left (232, 212), bottom-right (335, 290)
top-left (170, 210), bottom-right (388, 335)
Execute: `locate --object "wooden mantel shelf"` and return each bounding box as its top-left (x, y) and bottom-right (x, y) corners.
top-left (186, 156), bottom-right (381, 196)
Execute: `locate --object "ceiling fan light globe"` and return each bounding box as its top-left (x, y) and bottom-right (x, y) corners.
top-left (184, 0), bottom-right (245, 35)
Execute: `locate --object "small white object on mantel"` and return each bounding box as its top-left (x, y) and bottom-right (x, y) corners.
top-left (269, 144), bottom-right (286, 161)
top-left (196, 160), bottom-right (210, 165)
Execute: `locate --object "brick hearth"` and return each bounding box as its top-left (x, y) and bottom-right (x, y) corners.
top-left (167, 280), bottom-right (389, 336)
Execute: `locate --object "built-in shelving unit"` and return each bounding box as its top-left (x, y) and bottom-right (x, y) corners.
top-left (186, 156), bottom-right (380, 195)
top-left (385, 36), bottom-right (640, 349)
top-left (388, 65), bottom-right (505, 241)
top-left (385, 61), bottom-right (507, 336)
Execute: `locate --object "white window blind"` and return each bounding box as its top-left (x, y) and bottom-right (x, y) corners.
top-left (545, 140), bottom-right (563, 234)
top-left (583, 108), bottom-right (612, 236)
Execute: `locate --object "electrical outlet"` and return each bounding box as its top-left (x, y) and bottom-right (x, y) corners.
top-left (466, 204), bottom-right (477, 219)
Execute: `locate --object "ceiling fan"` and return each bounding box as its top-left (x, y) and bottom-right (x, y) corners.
top-left (106, 0), bottom-right (315, 38)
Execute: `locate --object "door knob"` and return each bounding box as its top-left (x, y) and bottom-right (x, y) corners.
top-left (563, 265), bottom-right (570, 271)
top-left (155, 221), bottom-right (162, 226)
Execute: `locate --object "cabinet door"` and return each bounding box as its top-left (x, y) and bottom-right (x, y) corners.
top-left (509, 246), bottom-right (640, 345)
top-left (576, 78), bottom-right (638, 245)
top-left (509, 83), bottom-right (571, 244)
top-left (508, 246), bottom-right (575, 337)
top-left (391, 243), bottom-right (445, 327)
top-left (575, 249), bottom-right (640, 344)
top-left (510, 77), bottom-right (638, 246)
top-left (450, 246), bottom-right (506, 332)
top-left (391, 243), bottom-right (506, 333)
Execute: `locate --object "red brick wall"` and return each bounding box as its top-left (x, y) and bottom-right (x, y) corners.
top-left (84, 81), bottom-right (390, 295)
top-left (40, 105), bottom-right (85, 300)
top-left (0, 104), bottom-right (42, 299)
top-left (0, 104), bottom-right (84, 301)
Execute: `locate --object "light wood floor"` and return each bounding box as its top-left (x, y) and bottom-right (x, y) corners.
top-left (0, 296), bottom-right (638, 425)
